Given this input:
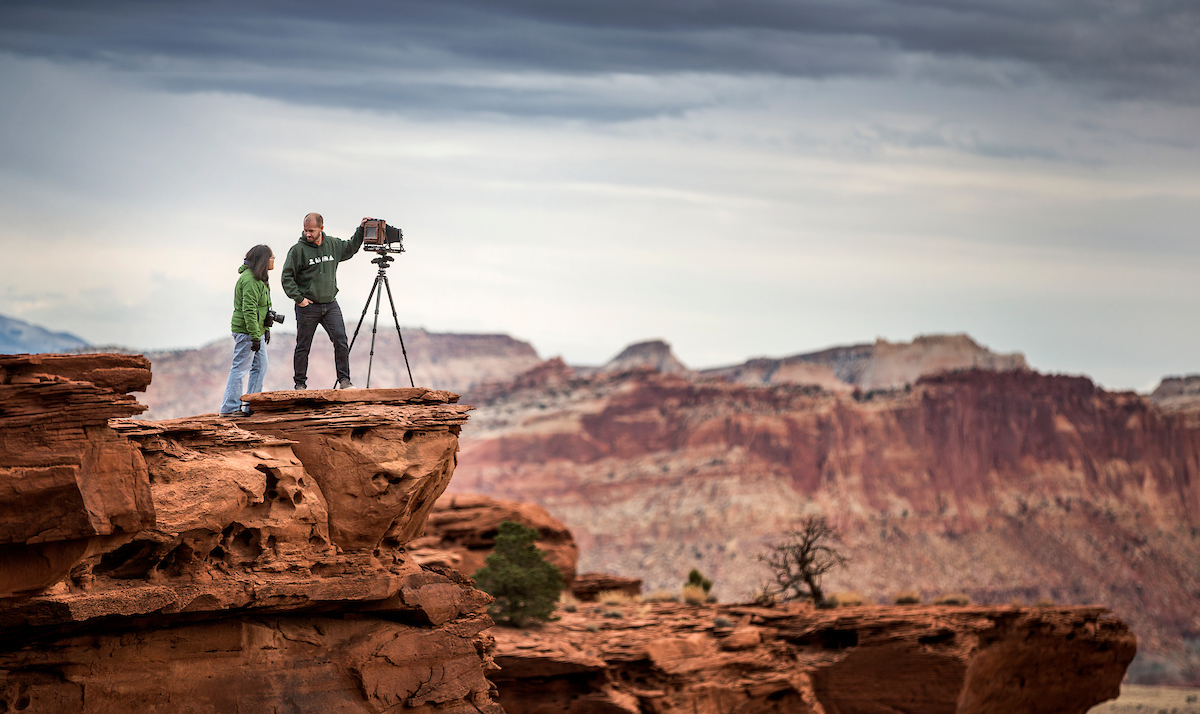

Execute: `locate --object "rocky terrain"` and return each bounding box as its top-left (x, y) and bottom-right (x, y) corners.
top-left (0, 352), bottom-right (1150, 711)
top-left (491, 600), bottom-right (1134, 714)
top-left (0, 353), bottom-right (502, 712)
top-left (452, 354), bottom-right (1200, 686)
top-left (413, 494), bottom-right (1137, 712)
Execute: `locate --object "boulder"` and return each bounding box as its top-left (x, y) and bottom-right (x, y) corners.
top-left (572, 572), bottom-right (643, 602)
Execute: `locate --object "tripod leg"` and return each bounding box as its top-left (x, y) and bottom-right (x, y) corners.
top-left (348, 274), bottom-right (384, 355)
top-left (381, 273), bottom-right (415, 388)
top-left (366, 274), bottom-right (385, 388)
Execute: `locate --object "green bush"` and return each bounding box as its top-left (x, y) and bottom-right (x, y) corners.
top-left (687, 568), bottom-right (713, 593)
top-left (473, 521), bottom-right (565, 627)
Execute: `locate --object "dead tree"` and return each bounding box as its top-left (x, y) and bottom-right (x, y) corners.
top-left (759, 515), bottom-right (849, 606)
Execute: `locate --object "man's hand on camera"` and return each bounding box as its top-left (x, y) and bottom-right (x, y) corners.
top-left (361, 217), bottom-right (373, 227)
top-left (298, 298), bottom-right (312, 307)
top-left (264, 330), bottom-right (271, 345)
top-left (251, 338), bottom-right (261, 352)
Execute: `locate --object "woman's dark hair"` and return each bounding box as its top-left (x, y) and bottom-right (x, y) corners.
top-left (244, 244), bottom-right (273, 283)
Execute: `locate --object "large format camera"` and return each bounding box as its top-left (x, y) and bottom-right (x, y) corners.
top-left (363, 218), bottom-right (404, 254)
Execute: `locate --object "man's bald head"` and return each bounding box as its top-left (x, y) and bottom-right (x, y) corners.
top-left (302, 213), bottom-right (324, 245)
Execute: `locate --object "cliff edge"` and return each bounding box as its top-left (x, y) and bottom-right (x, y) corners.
top-left (0, 353), bottom-right (501, 713)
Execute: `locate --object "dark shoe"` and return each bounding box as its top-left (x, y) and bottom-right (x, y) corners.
top-left (234, 407), bottom-right (253, 417)
top-left (294, 382), bottom-right (307, 390)
top-left (337, 378), bottom-right (354, 390)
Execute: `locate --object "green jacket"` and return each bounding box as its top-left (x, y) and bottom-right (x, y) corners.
top-left (230, 265), bottom-right (272, 339)
top-left (280, 228), bottom-right (364, 304)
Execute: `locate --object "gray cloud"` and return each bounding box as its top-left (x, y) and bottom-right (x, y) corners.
top-left (0, 0), bottom-right (1196, 119)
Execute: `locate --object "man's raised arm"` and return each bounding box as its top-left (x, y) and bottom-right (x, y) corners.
top-left (339, 220), bottom-right (367, 262)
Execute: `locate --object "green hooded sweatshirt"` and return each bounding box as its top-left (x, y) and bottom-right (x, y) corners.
top-left (280, 228), bottom-right (364, 305)
top-left (230, 264), bottom-right (272, 339)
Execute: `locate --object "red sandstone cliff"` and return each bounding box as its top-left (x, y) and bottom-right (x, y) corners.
top-left (0, 354), bottom-right (502, 712)
top-left (453, 364), bottom-right (1200, 685)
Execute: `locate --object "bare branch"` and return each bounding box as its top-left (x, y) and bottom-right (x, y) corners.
top-left (758, 515), bottom-right (849, 606)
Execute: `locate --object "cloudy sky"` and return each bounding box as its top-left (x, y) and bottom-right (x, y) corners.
top-left (2, 0), bottom-right (1198, 389)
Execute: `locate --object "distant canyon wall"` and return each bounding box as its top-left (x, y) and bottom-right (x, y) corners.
top-left (454, 363), bottom-right (1200, 684)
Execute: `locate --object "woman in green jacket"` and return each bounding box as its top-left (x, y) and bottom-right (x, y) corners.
top-left (220, 244), bottom-right (274, 416)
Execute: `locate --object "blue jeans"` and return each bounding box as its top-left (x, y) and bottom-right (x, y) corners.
top-left (220, 333), bottom-right (267, 415)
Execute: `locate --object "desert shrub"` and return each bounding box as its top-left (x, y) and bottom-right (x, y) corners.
top-left (706, 592), bottom-right (719, 604)
top-left (1034, 597), bottom-right (1055, 607)
top-left (644, 589), bottom-right (679, 603)
top-left (597, 589), bottom-right (634, 606)
top-left (933, 592), bottom-right (971, 606)
top-left (713, 615), bottom-right (735, 628)
top-left (893, 591), bottom-right (922, 605)
top-left (827, 591), bottom-right (865, 607)
top-left (681, 584), bottom-right (708, 605)
top-left (687, 569), bottom-right (714, 593)
top-left (560, 593), bottom-right (580, 613)
top-left (759, 515), bottom-right (849, 606)
top-left (585, 623), bottom-right (599, 632)
top-left (473, 520), bottom-right (565, 627)
top-left (752, 584), bottom-right (777, 607)
top-left (602, 608), bottom-right (624, 619)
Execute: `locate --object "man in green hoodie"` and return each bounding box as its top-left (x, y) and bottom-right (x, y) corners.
top-left (281, 212), bottom-right (366, 390)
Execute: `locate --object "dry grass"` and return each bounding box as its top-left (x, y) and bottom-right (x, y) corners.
top-left (643, 589), bottom-right (679, 603)
top-left (1034, 597), bottom-right (1055, 607)
top-left (933, 592), bottom-right (971, 606)
top-left (596, 590), bottom-right (636, 606)
top-left (559, 592), bottom-right (581, 613)
top-left (893, 590), bottom-right (922, 605)
top-left (681, 584), bottom-right (708, 605)
top-left (826, 591), bottom-right (865, 607)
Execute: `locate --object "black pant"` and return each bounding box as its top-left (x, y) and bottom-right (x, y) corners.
top-left (294, 300), bottom-right (351, 386)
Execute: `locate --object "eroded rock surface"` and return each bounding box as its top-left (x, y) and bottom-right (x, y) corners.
top-left (490, 601), bottom-right (1136, 714)
top-left (0, 355), bottom-right (501, 713)
top-left (0, 353), bottom-right (154, 597)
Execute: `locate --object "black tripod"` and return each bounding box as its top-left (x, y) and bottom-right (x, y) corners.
top-left (347, 252), bottom-right (414, 388)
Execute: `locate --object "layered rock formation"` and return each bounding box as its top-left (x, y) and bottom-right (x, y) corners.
top-left (600, 340), bottom-right (689, 376)
top-left (133, 329), bottom-right (541, 420)
top-left (0, 355), bottom-right (502, 712)
top-left (701, 333), bottom-right (1027, 391)
top-left (453, 363), bottom-right (1200, 685)
top-left (1149, 374), bottom-right (1200, 419)
top-left (490, 600), bottom-right (1136, 714)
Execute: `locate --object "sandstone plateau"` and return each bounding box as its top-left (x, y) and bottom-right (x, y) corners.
top-left (490, 600), bottom-right (1135, 714)
top-left (453, 354), bottom-right (1200, 686)
top-left (0, 349), bottom-right (1152, 712)
top-left (0, 353), bottom-right (502, 712)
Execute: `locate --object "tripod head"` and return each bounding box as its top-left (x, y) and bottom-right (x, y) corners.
top-left (370, 253), bottom-right (396, 271)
